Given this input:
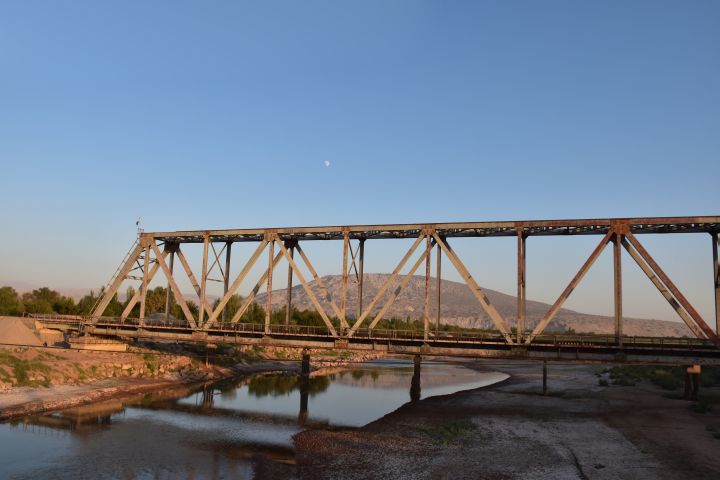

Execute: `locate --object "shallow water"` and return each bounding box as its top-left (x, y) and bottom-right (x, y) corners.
top-left (0, 360), bottom-right (507, 479)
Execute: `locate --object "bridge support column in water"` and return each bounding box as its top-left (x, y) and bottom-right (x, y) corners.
top-left (299, 349), bottom-right (310, 423)
top-left (410, 355), bottom-right (422, 402)
top-left (301, 349), bottom-right (310, 378)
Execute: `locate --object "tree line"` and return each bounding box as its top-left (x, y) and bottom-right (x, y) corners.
top-left (0, 285), bottom-right (332, 327)
top-left (0, 284), bottom-right (489, 332)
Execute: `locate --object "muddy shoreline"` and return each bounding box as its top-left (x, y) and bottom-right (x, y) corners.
top-left (294, 361), bottom-right (720, 480)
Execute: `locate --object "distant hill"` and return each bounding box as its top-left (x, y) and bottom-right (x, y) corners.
top-left (256, 273), bottom-right (692, 337)
top-left (2, 275), bottom-right (692, 337)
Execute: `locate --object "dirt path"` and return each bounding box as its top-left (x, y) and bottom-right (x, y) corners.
top-left (294, 361), bottom-right (720, 480)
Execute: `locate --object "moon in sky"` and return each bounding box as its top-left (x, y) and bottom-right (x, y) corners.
top-left (324, 160), bottom-right (331, 167)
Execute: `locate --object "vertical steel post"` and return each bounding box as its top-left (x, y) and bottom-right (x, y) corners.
top-left (424, 233), bottom-right (431, 341)
top-left (222, 242), bottom-right (232, 323)
top-left (358, 239), bottom-right (365, 320)
top-left (712, 232), bottom-right (719, 335)
top-left (199, 235), bottom-right (210, 326)
top-left (341, 231), bottom-right (349, 329)
top-left (164, 250), bottom-right (175, 320)
top-left (517, 229), bottom-right (526, 343)
top-left (285, 244), bottom-right (294, 326)
top-left (301, 349), bottom-right (310, 377)
top-left (410, 354), bottom-right (421, 402)
top-left (265, 240), bottom-right (274, 334)
top-left (436, 241), bottom-right (441, 333)
top-left (139, 244), bottom-right (150, 324)
top-left (613, 232), bottom-right (623, 345)
top-left (542, 361), bottom-right (548, 395)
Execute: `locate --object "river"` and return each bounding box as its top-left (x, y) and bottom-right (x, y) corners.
top-left (0, 360), bottom-right (507, 479)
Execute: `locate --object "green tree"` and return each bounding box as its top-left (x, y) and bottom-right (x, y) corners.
top-left (0, 286), bottom-right (21, 315)
top-left (217, 293), bottom-right (243, 321)
top-left (171, 300), bottom-right (199, 322)
top-left (145, 286), bottom-right (168, 314)
top-left (85, 287), bottom-right (123, 317)
top-left (240, 302), bottom-right (265, 324)
top-left (22, 287), bottom-right (77, 314)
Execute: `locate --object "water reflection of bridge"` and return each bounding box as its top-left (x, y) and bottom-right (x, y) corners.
top-left (183, 363), bottom-right (425, 424)
top-left (12, 363), bottom-right (424, 439)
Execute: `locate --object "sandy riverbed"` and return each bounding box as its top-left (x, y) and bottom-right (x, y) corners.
top-left (294, 361), bottom-right (720, 480)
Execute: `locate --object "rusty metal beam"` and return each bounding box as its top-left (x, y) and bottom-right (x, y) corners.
top-left (139, 245), bottom-right (151, 325)
top-left (294, 244), bottom-right (345, 325)
top-left (274, 239), bottom-right (338, 337)
top-left (436, 241), bottom-right (441, 333)
top-left (358, 239), bottom-right (365, 320)
top-left (613, 233), bottom-right (623, 345)
top-left (122, 261), bottom-right (161, 320)
top-left (199, 235), bottom-right (210, 326)
top-left (424, 234), bottom-right (431, 341)
top-left (626, 232), bottom-right (717, 340)
top-left (229, 248), bottom-right (282, 324)
top-left (348, 239), bottom-right (360, 280)
top-left (432, 233), bottom-right (514, 344)
top-left (150, 243), bottom-right (197, 329)
top-left (265, 240), bottom-right (274, 334)
top-left (223, 242), bottom-right (231, 323)
top-left (285, 244), bottom-right (294, 326)
top-left (368, 239), bottom-right (435, 331)
top-left (348, 234), bottom-right (426, 337)
top-left (526, 231), bottom-right (613, 344)
top-left (620, 237), bottom-right (705, 339)
top-left (341, 230), bottom-right (349, 327)
top-left (164, 250), bottom-right (175, 320)
top-left (175, 248), bottom-right (213, 317)
top-left (92, 242), bottom-right (145, 319)
top-left (206, 240), bottom-right (268, 325)
top-left (517, 229), bottom-right (526, 343)
top-left (713, 232), bottom-right (719, 335)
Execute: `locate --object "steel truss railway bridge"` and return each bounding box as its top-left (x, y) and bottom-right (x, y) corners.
top-left (41, 216), bottom-right (720, 365)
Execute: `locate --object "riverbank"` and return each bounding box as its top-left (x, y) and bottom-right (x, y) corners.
top-left (0, 341), bottom-right (384, 421)
top-left (294, 360), bottom-right (720, 480)
top-left (0, 355), bottom-right (298, 421)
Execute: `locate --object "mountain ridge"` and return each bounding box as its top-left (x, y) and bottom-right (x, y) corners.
top-left (255, 273), bottom-right (692, 337)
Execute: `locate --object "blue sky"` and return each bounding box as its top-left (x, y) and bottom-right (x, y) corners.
top-left (0, 1), bottom-right (718, 323)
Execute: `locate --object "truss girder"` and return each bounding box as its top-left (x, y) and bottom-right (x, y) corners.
top-left (88, 216), bottom-right (720, 346)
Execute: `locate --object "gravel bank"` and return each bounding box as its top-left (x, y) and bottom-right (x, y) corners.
top-left (294, 361), bottom-right (720, 480)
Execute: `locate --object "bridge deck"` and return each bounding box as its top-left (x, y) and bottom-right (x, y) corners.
top-left (34, 317), bottom-right (720, 365)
